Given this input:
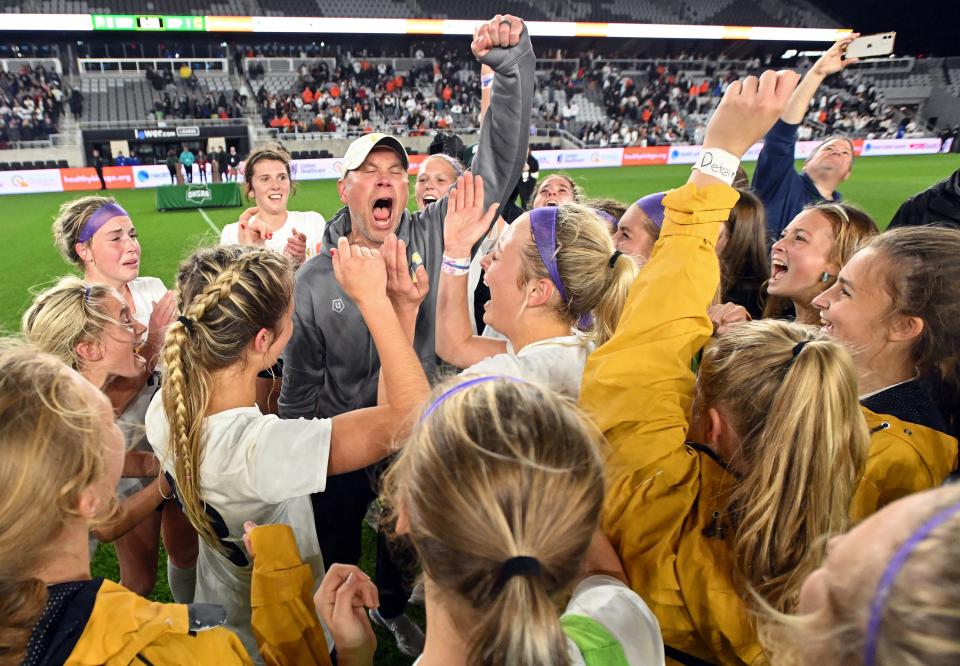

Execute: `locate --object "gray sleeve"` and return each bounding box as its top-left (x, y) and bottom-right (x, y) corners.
top-left (473, 26), bottom-right (535, 218)
top-left (278, 266), bottom-right (326, 419)
top-left (422, 27), bottom-right (535, 251)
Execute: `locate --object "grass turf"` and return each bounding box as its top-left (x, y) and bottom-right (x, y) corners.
top-left (4, 152), bottom-right (959, 664)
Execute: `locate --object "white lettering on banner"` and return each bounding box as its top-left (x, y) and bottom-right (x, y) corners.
top-left (666, 145), bottom-right (703, 165)
top-left (0, 169), bottom-right (63, 194)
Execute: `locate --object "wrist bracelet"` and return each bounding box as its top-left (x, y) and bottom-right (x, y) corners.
top-left (691, 147), bottom-right (741, 185)
top-left (441, 255), bottom-right (471, 276)
top-left (481, 74), bottom-right (495, 89)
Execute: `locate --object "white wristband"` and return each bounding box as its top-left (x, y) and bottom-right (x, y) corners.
top-left (691, 147), bottom-right (741, 185)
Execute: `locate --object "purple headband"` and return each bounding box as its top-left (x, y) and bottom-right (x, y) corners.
top-left (420, 375), bottom-right (523, 422)
top-left (78, 203), bottom-right (129, 244)
top-left (529, 206), bottom-right (569, 303)
top-left (634, 192), bottom-right (666, 229)
top-left (593, 208), bottom-right (619, 229)
top-left (427, 153), bottom-right (464, 177)
top-left (863, 500), bottom-right (960, 666)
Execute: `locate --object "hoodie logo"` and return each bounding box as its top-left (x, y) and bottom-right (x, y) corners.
top-left (332, 298), bottom-right (345, 313)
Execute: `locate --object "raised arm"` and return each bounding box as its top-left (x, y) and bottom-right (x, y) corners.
top-left (465, 15), bottom-right (535, 219)
top-left (781, 35), bottom-right (859, 125)
top-left (436, 173), bottom-right (506, 368)
top-left (580, 70), bottom-right (801, 467)
top-left (327, 238), bottom-right (431, 473)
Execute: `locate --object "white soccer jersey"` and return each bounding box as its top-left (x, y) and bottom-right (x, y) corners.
top-left (128, 276), bottom-right (168, 336)
top-left (220, 210), bottom-right (327, 261)
top-left (462, 333), bottom-right (596, 399)
top-left (146, 395), bottom-right (333, 662)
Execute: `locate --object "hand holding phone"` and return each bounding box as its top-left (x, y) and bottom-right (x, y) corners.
top-left (845, 32), bottom-right (896, 60)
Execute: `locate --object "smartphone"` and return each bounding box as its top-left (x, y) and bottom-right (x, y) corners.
top-left (845, 32), bottom-right (896, 59)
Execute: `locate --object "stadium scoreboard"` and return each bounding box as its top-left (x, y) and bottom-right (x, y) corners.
top-left (92, 14), bottom-right (206, 31)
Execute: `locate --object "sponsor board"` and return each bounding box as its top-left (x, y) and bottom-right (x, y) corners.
top-left (60, 166), bottom-right (134, 191)
top-left (861, 138), bottom-right (942, 156)
top-left (184, 184), bottom-right (213, 203)
top-left (622, 146), bottom-right (670, 165)
top-left (665, 145), bottom-right (703, 165)
top-left (133, 164), bottom-right (177, 188)
top-left (0, 169), bottom-right (64, 194)
top-left (534, 148), bottom-right (624, 170)
top-left (407, 154), bottom-right (428, 174)
top-left (289, 158), bottom-right (347, 181)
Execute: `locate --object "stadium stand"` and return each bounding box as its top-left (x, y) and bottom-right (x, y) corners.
top-left (0, 63), bottom-right (64, 147)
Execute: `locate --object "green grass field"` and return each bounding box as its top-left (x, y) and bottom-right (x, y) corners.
top-left (2, 152), bottom-right (958, 665)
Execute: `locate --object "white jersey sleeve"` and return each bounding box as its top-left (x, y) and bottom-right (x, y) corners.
top-left (245, 416), bottom-right (333, 503)
top-left (563, 575), bottom-right (665, 666)
top-left (220, 221), bottom-right (240, 245)
top-left (128, 276), bottom-right (168, 330)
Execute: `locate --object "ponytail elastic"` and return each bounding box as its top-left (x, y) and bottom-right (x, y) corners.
top-left (492, 556), bottom-right (543, 595)
top-left (864, 501), bottom-right (960, 666)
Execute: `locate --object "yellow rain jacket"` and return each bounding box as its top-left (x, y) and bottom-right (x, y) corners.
top-left (851, 381), bottom-right (959, 522)
top-left (60, 525), bottom-right (331, 665)
top-left (581, 183), bottom-right (763, 665)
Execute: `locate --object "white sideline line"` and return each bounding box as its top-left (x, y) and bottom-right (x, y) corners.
top-left (197, 208), bottom-right (220, 235)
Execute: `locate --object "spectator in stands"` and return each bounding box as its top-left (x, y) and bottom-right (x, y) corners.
top-left (69, 86), bottom-right (83, 120)
top-left (179, 145), bottom-right (195, 184)
top-left (113, 151), bottom-right (127, 167)
top-left (888, 167), bottom-right (960, 230)
top-left (753, 36), bottom-right (861, 242)
top-left (279, 16), bottom-right (535, 658)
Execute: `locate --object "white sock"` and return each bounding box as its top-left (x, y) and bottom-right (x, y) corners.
top-left (167, 561), bottom-right (196, 604)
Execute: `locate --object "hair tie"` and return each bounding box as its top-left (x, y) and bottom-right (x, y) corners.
top-left (78, 203), bottom-right (129, 244)
top-left (792, 340), bottom-right (809, 358)
top-left (177, 315), bottom-right (195, 333)
top-left (84, 285), bottom-right (92, 302)
top-left (529, 206), bottom-right (569, 303)
top-left (864, 501), bottom-right (960, 666)
top-left (420, 375), bottom-right (523, 422)
top-left (608, 250), bottom-right (622, 268)
top-left (492, 556), bottom-right (543, 594)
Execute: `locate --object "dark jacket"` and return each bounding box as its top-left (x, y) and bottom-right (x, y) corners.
top-left (753, 119), bottom-right (841, 243)
top-left (888, 168), bottom-right (960, 229)
top-left (279, 29), bottom-right (536, 420)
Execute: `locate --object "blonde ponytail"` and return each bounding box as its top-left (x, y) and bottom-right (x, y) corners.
top-left (518, 204), bottom-right (638, 345)
top-left (162, 246), bottom-right (293, 553)
top-left (382, 377), bottom-right (605, 666)
top-left (698, 320), bottom-right (869, 612)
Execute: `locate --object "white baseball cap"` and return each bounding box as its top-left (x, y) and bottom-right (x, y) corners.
top-left (341, 133), bottom-right (409, 173)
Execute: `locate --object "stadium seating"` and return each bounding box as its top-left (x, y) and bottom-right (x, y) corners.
top-left (0, 0), bottom-right (839, 26)
top-left (76, 73), bottom-right (233, 122)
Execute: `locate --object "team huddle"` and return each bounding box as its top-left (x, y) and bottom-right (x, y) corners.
top-left (4, 15), bottom-right (960, 666)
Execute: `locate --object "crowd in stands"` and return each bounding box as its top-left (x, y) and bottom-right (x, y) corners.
top-left (144, 66), bottom-right (246, 121)
top-left (0, 64), bottom-right (63, 146)
top-left (253, 50), bottom-right (480, 134)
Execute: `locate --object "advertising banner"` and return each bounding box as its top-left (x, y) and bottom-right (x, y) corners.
top-left (60, 166), bottom-right (134, 191)
top-left (621, 146), bottom-right (670, 166)
top-left (534, 148), bottom-right (624, 170)
top-left (0, 169), bottom-right (64, 195)
top-left (156, 182), bottom-right (243, 210)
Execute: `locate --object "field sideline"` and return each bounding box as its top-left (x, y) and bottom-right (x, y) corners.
top-left (1, 152), bottom-right (958, 665)
top-left (2, 153), bottom-right (958, 332)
